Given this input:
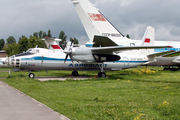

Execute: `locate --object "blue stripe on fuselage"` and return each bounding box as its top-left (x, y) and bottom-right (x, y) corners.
top-left (21, 56), bottom-right (147, 63)
top-left (154, 48), bottom-right (180, 52)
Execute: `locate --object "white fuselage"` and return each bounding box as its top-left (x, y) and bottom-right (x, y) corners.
top-left (9, 47), bottom-right (149, 72)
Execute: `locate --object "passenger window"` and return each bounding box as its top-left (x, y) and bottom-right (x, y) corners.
top-left (36, 50), bottom-right (39, 53)
top-left (130, 43), bottom-right (135, 46)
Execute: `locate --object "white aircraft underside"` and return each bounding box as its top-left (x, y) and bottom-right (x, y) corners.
top-left (9, 48), bottom-right (148, 72)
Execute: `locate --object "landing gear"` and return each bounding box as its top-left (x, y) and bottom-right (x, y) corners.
top-left (29, 73), bottom-right (35, 78)
top-left (97, 63), bottom-right (106, 78)
top-left (98, 72), bottom-right (106, 78)
top-left (72, 70), bottom-right (78, 76)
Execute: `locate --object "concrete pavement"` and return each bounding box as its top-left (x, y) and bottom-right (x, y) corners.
top-left (36, 76), bottom-right (92, 81)
top-left (0, 81), bottom-right (70, 120)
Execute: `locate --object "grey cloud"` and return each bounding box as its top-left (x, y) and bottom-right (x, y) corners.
top-left (0, 0), bottom-right (180, 45)
top-left (93, 0), bottom-right (180, 41)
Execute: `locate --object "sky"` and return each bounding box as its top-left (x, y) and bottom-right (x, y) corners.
top-left (0, 0), bottom-right (180, 44)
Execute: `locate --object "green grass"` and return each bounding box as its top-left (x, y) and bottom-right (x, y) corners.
top-left (1, 67), bottom-right (180, 120)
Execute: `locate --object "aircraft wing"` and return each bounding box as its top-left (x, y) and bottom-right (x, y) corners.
top-left (147, 50), bottom-right (180, 58)
top-left (91, 45), bottom-right (172, 54)
top-left (144, 50), bottom-right (176, 64)
top-left (162, 51), bottom-right (180, 57)
top-left (147, 50), bottom-right (176, 58)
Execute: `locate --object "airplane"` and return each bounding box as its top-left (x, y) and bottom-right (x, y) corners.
top-left (5, 0), bottom-right (173, 78)
top-left (6, 32), bottom-right (171, 78)
top-left (72, 0), bottom-right (180, 70)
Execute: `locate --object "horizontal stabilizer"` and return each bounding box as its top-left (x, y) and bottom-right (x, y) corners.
top-left (40, 37), bottom-right (62, 50)
top-left (41, 37), bottom-right (62, 41)
top-left (93, 35), bottom-right (118, 47)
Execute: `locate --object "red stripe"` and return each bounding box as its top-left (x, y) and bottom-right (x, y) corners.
top-left (51, 45), bottom-right (61, 49)
top-left (145, 38), bottom-right (150, 43)
top-left (88, 13), bottom-right (107, 21)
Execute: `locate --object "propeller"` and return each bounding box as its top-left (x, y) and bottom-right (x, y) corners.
top-left (64, 39), bottom-right (74, 63)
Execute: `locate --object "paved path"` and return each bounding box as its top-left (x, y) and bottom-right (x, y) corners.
top-left (36, 76), bottom-right (92, 81)
top-left (0, 81), bottom-right (70, 120)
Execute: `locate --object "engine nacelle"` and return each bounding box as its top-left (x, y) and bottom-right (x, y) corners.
top-left (93, 54), bottom-right (121, 62)
top-left (71, 47), bottom-right (95, 62)
top-left (71, 47), bottom-right (120, 62)
top-left (72, 55), bottom-right (95, 62)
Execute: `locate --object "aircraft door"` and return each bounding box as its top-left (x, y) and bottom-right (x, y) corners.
top-left (41, 56), bottom-right (44, 65)
top-left (123, 56), bottom-right (129, 67)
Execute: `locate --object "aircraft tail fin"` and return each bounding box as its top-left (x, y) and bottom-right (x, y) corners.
top-left (141, 26), bottom-right (155, 46)
top-left (134, 26), bottom-right (155, 57)
top-left (41, 37), bottom-right (62, 51)
top-left (72, 0), bottom-right (124, 42)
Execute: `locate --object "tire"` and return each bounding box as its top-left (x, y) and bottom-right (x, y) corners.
top-left (72, 71), bottom-right (78, 76)
top-left (29, 73), bottom-right (35, 78)
top-left (98, 72), bottom-right (106, 78)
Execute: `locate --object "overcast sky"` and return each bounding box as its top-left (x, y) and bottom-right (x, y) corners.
top-left (0, 0), bottom-right (180, 44)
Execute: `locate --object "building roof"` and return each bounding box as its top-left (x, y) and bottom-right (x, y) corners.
top-left (0, 50), bottom-right (6, 53)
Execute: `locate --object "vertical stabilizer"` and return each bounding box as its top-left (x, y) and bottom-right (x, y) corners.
top-left (141, 26), bottom-right (155, 46)
top-left (72, 0), bottom-right (124, 42)
top-left (138, 26), bottom-right (155, 56)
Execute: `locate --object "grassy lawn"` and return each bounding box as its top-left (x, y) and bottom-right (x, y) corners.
top-left (1, 67), bottom-right (180, 120)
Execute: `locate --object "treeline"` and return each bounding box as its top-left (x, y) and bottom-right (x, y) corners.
top-left (0, 30), bottom-right (78, 56)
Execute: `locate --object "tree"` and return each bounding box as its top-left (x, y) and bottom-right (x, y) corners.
top-left (18, 37), bottom-right (29, 53)
top-left (28, 36), bottom-right (47, 48)
top-left (70, 37), bottom-right (79, 44)
top-left (59, 31), bottom-right (67, 49)
top-left (0, 39), bottom-right (5, 50)
top-left (47, 30), bottom-right (52, 38)
top-left (39, 31), bottom-right (43, 38)
top-left (6, 36), bottom-right (16, 44)
top-left (33, 32), bottom-right (38, 37)
top-left (43, 32), bottom-right (47, 38)
top-left (3, 43), bottom-right (19, 56)
top-left (29, 35), bottom-right (33, 38)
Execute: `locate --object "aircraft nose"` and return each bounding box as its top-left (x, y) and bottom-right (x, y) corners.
top-left (8, 56), bottom-right (21, 68)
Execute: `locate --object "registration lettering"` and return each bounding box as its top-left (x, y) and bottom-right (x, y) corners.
top-left (102, 33), bottom-right (121, 37)
top-left (68, 64), bottom-right (107, 68)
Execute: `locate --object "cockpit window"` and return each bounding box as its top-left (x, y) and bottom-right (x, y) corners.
top-left (26, 49), bottom-right (32, 52)
top-left (26, 48), bottom-right (40, 53)
top-left (36, 49), bottom-right (39, 53)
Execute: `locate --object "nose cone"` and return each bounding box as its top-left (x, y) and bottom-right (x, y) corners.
top-left (6, 55), bottom-right (21, 68)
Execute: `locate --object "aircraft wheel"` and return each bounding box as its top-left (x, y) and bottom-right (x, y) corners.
top-left (29, 73), bottom-right (35, 78)
top-left (72, 71), bottom-right (78, 76)
top-left (98, 72), bottom-right (106, 78)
